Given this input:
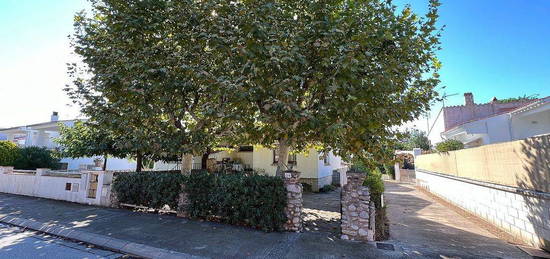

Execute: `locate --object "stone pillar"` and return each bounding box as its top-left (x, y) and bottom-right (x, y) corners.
top-left (177, 187), bottom-right (190, 218)
top-left (341, 171), bottom-right (375, 242)
top-left (283, 170), bottom-right (303, 232)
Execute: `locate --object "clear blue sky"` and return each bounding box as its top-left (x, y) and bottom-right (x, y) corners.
top-left (0, 0), bottom-right (549, 128)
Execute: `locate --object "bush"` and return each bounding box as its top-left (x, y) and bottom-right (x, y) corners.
top-left (363, 168), bottom-right (385, 209)
top-left (186, 172), bottom-right (287, 231)
top-left (0, 141), bottom-right (19, 166)
top-left (112, 171), bottom-right (287, 232)
top-left (382, 164), bottom-right (395, 179)
top-left (13, 147), bottom-right (60, 170)
top-left (112, 171), bottom-right (186, 210)
top-left (435, 139), bottom-right (464, 152)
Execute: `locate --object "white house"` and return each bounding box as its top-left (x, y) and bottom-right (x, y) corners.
top-left (430, 93), bottom-right (550, 148)
top-left (155, 146), bottom-right (347, 191)
top-left (0, 112), bottom-right (136, 171)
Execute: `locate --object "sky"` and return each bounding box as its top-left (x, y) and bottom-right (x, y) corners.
top-left (1, 0), bottom-right (549, 132)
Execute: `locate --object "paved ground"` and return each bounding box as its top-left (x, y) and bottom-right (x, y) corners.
top-left (384, 181), bottom-right (530, 259)
top-left (0, 223), bottom-right (123, 258)
top-left (302, 188), bottom-right (341, 238)
top-left (0, 193), bottom-right (390, 258)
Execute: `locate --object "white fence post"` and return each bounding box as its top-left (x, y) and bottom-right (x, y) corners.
top-left (394, 162), bottom-right (401, 181)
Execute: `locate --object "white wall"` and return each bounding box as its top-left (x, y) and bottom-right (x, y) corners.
top-left (61, 156), bottom-right (136, 171)
top-left (0, 167), bottom-right (113, 207)
top-left (416, 170), bottom-right (550, 249)
top-left (252, 147), bottom-right (319, 178)
top-left (511, 108), bottom-right (550, 140)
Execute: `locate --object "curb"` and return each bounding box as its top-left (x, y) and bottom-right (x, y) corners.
top-left (0, 215), bottom-right (206, 259)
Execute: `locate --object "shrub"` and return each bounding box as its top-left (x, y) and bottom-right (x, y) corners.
top-left (112, 171), bottom-right (287, 232)
top-left (383, 164), bottom-right (395, 179)
top-left (186, 172), bottom-right (287, 231)
top-left (0, 141), bottom-right (19, 166)
top-left (112, 171), bottom-right (186, 210)
top-left (435, 139), bottom-right (464, 152)
top-left (363, 168), bottom-right (385, 209)
top-left (13, 147), bottom-right (60, 170)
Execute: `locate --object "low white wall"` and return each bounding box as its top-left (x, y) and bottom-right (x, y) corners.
top-left (416, 169), bottom-right (550, 250)
top-left (0, 167), bottom-right (113, 207)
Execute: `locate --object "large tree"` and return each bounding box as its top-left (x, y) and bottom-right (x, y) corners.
top-left (68, 0), bottom-right (441, 174)
top-left (68, 0), bottom-right (245, 173)
top-left (216, 0), bottom-right (442, 173)
top-left (56, 121), bottom-right (126, 171)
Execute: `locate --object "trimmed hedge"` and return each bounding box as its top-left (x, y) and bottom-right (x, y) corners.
top-left (186, 172), bottom-right (287, 231)
top-left (112, 171), bottom-right (287, 232)
top-left (112, 171), bottom-right (186, 210)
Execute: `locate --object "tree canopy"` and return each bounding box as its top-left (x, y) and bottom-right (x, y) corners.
top-left (68, 0), bottom-right (442, 172)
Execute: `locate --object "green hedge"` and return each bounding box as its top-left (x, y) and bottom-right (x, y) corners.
top-left (435, 139), bottom-right (464, 152)
top-left (186, 172), bottom-right (287, 231)
top-left (112, 171), bottom-right (287, 232)
top-left (112, 171), bottom-right (186, 209)
top-left (0, 141), bottom-right (19, 166)
top-left (14, 146), bottom-right (60, 170)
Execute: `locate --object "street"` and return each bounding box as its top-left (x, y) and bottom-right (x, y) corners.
top-left (0, 223), bottom-right (123, 259)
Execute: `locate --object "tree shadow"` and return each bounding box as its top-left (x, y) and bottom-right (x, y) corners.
top-left (301, 188), bottom-right (341, 238)
top-left (384, 181), bottom-right (530, 258)
top-left (516, 135), bottom-right (550, 251)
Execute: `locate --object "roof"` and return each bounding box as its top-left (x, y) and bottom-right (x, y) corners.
top-left (0, 119), bottom-right (78, 132)
top-left (443, 96), bottom-right (549, 134)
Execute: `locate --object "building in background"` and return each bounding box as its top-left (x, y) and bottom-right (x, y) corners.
top-left (429, 93), bottom-right (550, 148)
top-left (0, 112), bottom-right (135, 171)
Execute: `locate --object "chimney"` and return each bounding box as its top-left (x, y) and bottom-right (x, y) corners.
top-left (51, 111), bottom-right (59, 122)
top-left (464, 92), bottom-right (474, 106)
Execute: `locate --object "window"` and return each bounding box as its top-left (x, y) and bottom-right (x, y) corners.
top-left (273, 150), bottom-right (297, 165)
top-left (65, 183), bottom-right (71, 191)
top-left (322, 153), bottom-right (330, 166)
top-left (238, 146), bottom-right (254, 152)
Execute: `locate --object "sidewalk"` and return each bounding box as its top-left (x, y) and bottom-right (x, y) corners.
top-left (383, 181), bottom-right (530, 259)
top-left (0, 192), bottom-right (388, 258)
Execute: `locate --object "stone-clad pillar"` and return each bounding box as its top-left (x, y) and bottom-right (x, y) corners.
top-left (177, 185), bottom-right (190, 218)
top-left (341, 171), bottom-right (375, 241)
top-left (283, 170), bottom-right (303, 232)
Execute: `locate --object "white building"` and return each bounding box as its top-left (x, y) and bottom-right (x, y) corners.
top-left (430, 93), bottom-right (550, 148)
top-left (154, 146), bottom-right (347, 192)
top-left (0, 112), bottom-right (136, 171)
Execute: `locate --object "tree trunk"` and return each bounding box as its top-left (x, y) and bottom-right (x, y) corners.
top-left (276, 139), bottom-right (290, 178)
top-left (102, 154), bottom-right (108, 171)
top-left (201, 148), bottom-right (212, 170)
top-left (181, 153), bottom-right (193, 174)
top-left (136, 152), bottom-right (143, 172)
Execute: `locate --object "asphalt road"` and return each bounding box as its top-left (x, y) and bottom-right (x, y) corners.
top-left (0, 223), bottom-right (123, 259)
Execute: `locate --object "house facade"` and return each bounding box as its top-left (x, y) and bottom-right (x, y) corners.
top-left (0, 112), bottom-right (136, 171)
top-left (154, 146), bottom-right (347, 191)
top-left (430, 93), bottom-right (550, 148)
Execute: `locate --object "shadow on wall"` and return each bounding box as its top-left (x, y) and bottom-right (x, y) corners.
top-left (517, 136), bottom-right (550, 251)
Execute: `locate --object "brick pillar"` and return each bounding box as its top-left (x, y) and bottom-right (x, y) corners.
top-left (177, 184), bottom-right (190, 218)
top-left (283, 170), bottom-right (303, 232)
top-left (341, 171), bottom-right (375, 241)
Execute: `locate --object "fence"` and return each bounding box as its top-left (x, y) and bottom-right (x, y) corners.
top-left (0, 167), bottom-right (113, 206)
top-left (415, 135), bottom-right (550, 250)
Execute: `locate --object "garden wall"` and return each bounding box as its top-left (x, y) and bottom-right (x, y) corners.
top-left (0, 167), bottom-right (113, 206)
top-left (415, 135), bottom-right (550, 250)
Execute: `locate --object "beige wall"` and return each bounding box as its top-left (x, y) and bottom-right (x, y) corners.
top-left (252, 147), bottom-right (319, 179)
top-left (416, 134), bottom-right (550, 192)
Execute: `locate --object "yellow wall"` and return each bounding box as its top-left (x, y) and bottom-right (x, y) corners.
top-left (252, 147), bottom-right (319, 179)
top-left (416, 134), bottom-right (550, 192)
